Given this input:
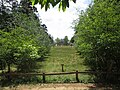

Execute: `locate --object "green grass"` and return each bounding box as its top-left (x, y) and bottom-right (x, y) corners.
top-left (38, 46), bottom-right (88, 73)
top-left (36, 46), bottom-right (93, 83)
top-left (0, 46), bottom-right (93, 84)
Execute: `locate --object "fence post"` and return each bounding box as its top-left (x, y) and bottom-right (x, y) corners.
top-left (76, 70), bottom-right (79, 82)
top-left (42, 73), bottom-right (46, 83)
top-left (61, 64), bottom-right (64, 72)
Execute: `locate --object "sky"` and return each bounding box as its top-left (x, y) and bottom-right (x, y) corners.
top-left (36, 0), bottom-right (91, 40)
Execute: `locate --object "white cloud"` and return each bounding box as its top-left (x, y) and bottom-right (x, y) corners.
top-left (36, 0), bottom-right (91, 40)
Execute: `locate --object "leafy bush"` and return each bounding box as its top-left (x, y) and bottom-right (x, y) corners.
top-left (0, 8), bottom-right (52, 73)
top-left (74, 0), bottom-right (120, 83)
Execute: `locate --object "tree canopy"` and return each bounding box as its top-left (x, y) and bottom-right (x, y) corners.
top-left (0, 0), bottom-right (53, 73)
top-left (55, 36), bottom-right (69, 46)
top-left (30, 0), bottom-right (76, 11)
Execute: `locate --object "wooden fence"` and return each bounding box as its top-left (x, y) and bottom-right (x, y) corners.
top-left (0, 71), bottom-right (120, 83)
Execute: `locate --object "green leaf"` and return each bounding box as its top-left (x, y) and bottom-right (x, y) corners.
top-left (62, 1), bottom-right (66, 12)
top-left (30, 0), bottom-right (76, 11)
top-left (58, 1), bottom-right (62, 11)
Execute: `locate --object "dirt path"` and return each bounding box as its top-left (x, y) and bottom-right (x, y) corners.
top-left (1, 83), bottom-right (112, 90)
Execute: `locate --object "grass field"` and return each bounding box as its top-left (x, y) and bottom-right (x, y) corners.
top-left (36, 46), bottom-right (92, 83)
top-left (38, 46), bottom-right (88, 73)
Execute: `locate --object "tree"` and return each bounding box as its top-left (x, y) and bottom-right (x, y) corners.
top-left (55, 38), bottom-right (61, 46)
top-left (0, 0), bottom-right (52, 73)
top-left (70, 36), bottom-right (74, 44)
top-left (69, 36), bottom-right (75, 46)
top-left (55, 36), bottom-right (69, 46)
top-left (0, 0), bottom-right (18, 31)
top-left (0, 28), bottom-right (41, 73)
top-left (74, 0), bottom-right (120, 83)
top-left (63, 36), bottom-right (69, 45)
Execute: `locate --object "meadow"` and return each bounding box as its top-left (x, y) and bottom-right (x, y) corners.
top-left (36, 46), bottom-right (93, 83)
top-left (39, 46), bottom-right (87, 72)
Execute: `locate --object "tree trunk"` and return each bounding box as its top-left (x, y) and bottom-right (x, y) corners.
top-left (8, 63), bottom-right (11, 73)
top-left (106, 61), bottom-right (113, 79)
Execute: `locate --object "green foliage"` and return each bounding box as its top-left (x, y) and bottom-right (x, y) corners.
top-left (63, 36), bottom-right (69, 45)
top-left (0, 28), bottom-right (40, 72)
top-left (0, 0), bottom-right (52, 73)
top-left (70, 36), bottom-right (75, 44)
top-left (55, 36), bottom-right (69, 46)
top-left (55, 38), bottom-right (61, 45)
top-left (74, 0), bottom-right (120, 83)
top-left (30, 0), bottom-right (76, 11)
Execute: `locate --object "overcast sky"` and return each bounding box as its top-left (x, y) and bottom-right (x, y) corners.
top-left (36, 0), bottom-right (91, 40)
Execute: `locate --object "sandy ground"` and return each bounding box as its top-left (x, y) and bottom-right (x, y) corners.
top-left (0, 83), bottom-right (113, 90)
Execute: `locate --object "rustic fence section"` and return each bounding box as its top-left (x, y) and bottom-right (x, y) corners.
top-left (0, 71), bottom-right (120, 83)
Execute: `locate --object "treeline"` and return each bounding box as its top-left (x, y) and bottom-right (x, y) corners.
top-left (74, 0), bottom-right (120, 83)
top-left (0, 0), bottom-right (53, 73)
top-left (55, 36), bottom-right (74, 46)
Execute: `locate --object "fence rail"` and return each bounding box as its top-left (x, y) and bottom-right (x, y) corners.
top-left (0, 71), bottom-right (120, 83)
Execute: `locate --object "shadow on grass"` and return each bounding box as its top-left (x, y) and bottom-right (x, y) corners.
top-left (0, 75), bottom-right (43, 87)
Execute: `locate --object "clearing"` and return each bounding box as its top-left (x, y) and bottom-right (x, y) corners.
top-left (37, 46), bottom-right (91, 83)
top-left (38, 46), bottom-right (88, 73)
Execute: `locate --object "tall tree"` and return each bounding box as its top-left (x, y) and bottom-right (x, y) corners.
top-left (0, 0), bottom-right (18, 31)
top-left (74, 0), bottom-right (120, 83)
top-left (55, 38), bottom-right (61, 46)
top-left (0, 0), bottom-right (52, 73)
